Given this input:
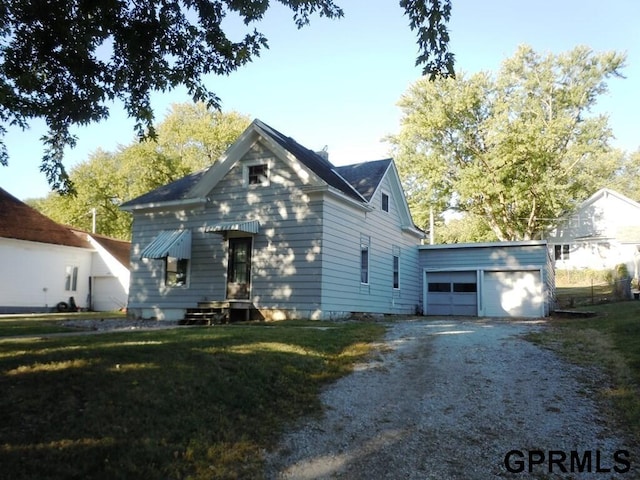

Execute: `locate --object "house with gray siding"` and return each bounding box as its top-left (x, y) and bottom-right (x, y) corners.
top-left (121, 119), bottom-right (424, 321)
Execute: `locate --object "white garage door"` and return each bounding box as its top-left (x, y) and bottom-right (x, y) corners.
top-left (92, 277), bottom-right (127, 312)
top-left (483, 270), bottom-right (543, 318)
top-left (426, 271), bottom-right (477, 316)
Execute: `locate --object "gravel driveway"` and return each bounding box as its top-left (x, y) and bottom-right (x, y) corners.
top-left (265, 318), bottom-right (635, 479)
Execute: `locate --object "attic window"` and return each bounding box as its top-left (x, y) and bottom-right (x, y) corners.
top-left (382, 193), bottom-right (389, 212)
top-left (246, 163), bottom-right (269, 186)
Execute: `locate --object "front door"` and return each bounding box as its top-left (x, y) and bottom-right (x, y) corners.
top-left (227, 237), bottom-right (252, 299)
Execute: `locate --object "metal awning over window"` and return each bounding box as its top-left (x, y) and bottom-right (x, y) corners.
top-left (140, 229), bottom-right (192, 259)
top-left (205, 220), bottom-right (260, 235)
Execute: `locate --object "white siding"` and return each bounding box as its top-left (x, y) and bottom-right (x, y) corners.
top-left (86, 236), bottom-right (129, 311)
top-left (483, 271), bottom-right (544, 318)
top-left (0, 237), bottom-right (93, 312)
top-left (92, 277), bottom-right (127, 311)
top-left (548, 189), bottom-right (640, 273)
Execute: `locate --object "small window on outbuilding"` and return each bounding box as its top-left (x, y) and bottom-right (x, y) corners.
top-left (428, 282), bottom-right (450, 292)
top-left (382, 193), bottom-right (389, 212)
top-left (64, 266), bottom-right (78, 292)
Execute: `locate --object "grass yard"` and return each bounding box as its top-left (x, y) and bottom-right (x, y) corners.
top-left (527, 301), bottom-right (640, 441)
top-left (0, 319), bottom-right (386, 480)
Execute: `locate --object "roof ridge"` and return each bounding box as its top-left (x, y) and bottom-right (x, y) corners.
top-left (254, 119), bottom-right (367, 202)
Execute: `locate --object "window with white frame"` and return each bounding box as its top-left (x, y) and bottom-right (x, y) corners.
top-left (165, 257), bottom-right (189, 287)
top-left (244, 161), bottom-right (270, 187)
top-left (554, 244), bottom-right (571, 261)
top-left (360, 236), bottom-right (370, 284)
top-left (64, 266), bottom-right (78, 291)
top-left (381, 193), bottom-right (389, 212)
top-left (392, 246), bottom-right (400, 289)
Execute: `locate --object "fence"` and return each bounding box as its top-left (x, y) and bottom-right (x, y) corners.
top-left (555, 276), bottom-right (633, 309)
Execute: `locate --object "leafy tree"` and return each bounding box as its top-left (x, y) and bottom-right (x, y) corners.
top-left (433, 213), bottom-right (497, 244)
top-left (390, 45), bottom-right (625, 241)
top-left (36, 107), bottom-right (250, 239)
top-left (0, 0), bottom-right (453, 193)
top-left (155, 104), bottom-right (250, 172)
top-left (607, 149), bottom-right (640, 200)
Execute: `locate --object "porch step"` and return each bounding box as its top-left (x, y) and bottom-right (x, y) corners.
top-left (180, 300), bottom-right (254, 325)
top-left (181, 307), bottom-right (228, 325)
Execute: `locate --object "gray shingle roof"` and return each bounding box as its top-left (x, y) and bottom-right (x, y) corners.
top-left (121, 120), bottom-right (389, 208)
top-left (254, 120), bottom-right (365, 202)
top-left (335, 159), bottom-right (392, 201)
top-left (120, 169), bottom-right (207, 208)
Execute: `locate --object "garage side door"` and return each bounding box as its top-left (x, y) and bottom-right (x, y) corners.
top-left (426, 271), bottom-right (477, 316)
top-left (93, 277), bottom-right (127, 312)
top-left (483, 270), bottom-right (542, 318)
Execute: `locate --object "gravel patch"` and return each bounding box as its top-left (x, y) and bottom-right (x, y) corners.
top-left (264, 318), bottom-right (636, 479)
top-left (61, 318), bottom-right (180, 332)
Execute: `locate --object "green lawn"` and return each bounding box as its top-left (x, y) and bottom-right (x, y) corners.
top-left (527, 301), bottom-right (640, 441)
top-left (0, 320), bottom-right (386, 480)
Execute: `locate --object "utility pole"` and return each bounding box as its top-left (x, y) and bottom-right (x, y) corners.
top-left (429, 206), bottom-right (435, 245)
top-left (91, 208), bottom-right (96, 234)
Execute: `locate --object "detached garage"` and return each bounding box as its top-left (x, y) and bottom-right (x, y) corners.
top-left (418, 241), bottom-right (555, 318)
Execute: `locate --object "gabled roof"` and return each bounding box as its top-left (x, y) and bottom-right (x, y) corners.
top-left (70, 228), bottom-right (131, 268)
top-left (335, 159), bottom-right (392, 201)
top-left (121, 119), bottom-right (375, 209)
top-left (89, 234), bottom-right (131, 267)
top-left (120, 169), bottom-right (208, 209)
top-left (0, 187), bottom-right (90, 248)
top-left (253, 120), bottom-right (365, 202)
top-left (579, 188), bottom-right (640, 211)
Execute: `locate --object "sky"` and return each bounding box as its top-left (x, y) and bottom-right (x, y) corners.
top-left (1, 0), bottom-right (638, 200)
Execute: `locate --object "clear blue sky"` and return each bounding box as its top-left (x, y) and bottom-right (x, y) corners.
top-left (2, 0), bottom-right (638, 200)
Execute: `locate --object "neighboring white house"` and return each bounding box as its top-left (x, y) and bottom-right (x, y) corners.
top-left (0, 187), bottom-right (131, 313)
top-left (121, 119), bottom-right (555, 321)
top-left (546, 188), bottom-right (640, 280)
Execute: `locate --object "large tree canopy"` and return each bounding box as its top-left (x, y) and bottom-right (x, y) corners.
top-left (390, 45), bottom-right (626, 241)
top-left (0, 0), bottom-right (453, 193)
top-left (32, 105), bottom-right (250, 239)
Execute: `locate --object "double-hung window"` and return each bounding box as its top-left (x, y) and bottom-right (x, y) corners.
top-left (166, 257), bottom-right (189, 287)
top-left (64, 266), bottom-right (78, 292)
top-left (554, 244), bottom-right (570, 261)
top-left (360, 235), bottom-right (370, 285)
top-left (361, 246), bottom-right (369, 284)
top-left (392, 253), bottom-right (400, 290)
top-left (244, 161), bottom-right (270, 187)
top-left (382, 193), bottom-right (389, 212)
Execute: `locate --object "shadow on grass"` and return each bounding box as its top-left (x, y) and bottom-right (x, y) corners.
top-left (0, 322), bottom-right (385, 480)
